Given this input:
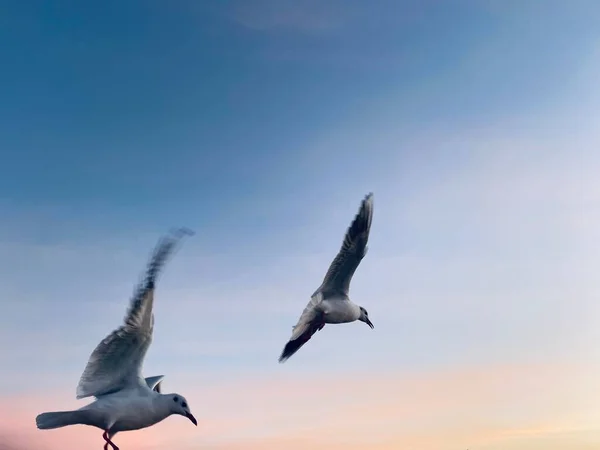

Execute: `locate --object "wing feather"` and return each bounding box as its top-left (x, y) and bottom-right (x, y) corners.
top-left (144, 375), bottom-right (165, 392)
top-left (313, 193), bottom-right (373, 298)
top-left (75, 228), bottom-right (192, 399)
top-left (278, 193), bottom-right (374, 362)
top-left (278, 293), bottom-right (325, 363)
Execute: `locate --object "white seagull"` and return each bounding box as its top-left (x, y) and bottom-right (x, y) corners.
top-left (36, 228), bottom-right (196, 450)
top-left (279, 193), bottom-right (375, 363)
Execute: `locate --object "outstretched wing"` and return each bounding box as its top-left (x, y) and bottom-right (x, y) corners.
top-left (313, 193), bottom-right (374, 298)
top-left (278, 292), bottom-right (326, 363)
top-left (75, 228), bottom-right (193, 399)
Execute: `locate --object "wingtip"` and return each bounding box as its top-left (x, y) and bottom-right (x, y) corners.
top-left (166, 227), bottom-right (195, 242)
top-left (172, 227), bottom-right (195, 237)
top-left (278, 343), bottom-right (292, 363)
top-left (359, 193), bottom-right (374, 220)
top-left (146, 227), bottom-right (194, 281)
top-left (278, 338), bottom-right (303, 363)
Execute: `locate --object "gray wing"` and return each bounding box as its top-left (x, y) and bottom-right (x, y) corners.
top-left (75, 228), bottom-right (193, 399)
top-left (312, 193), bottom-right (374, 298)
top-left (279, 292), bottom-right (325, 363)
top-left (145, 375), bottom-right (164, 392)
top-left (289, 293), bottom-right (323, 341)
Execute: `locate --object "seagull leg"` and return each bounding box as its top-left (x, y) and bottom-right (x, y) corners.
top-left (108, 436), bottom-right (119, 450)
top-left (102, 430), bottom-right (119, 450)
top-left (102, 430), bottom-right (110, 450)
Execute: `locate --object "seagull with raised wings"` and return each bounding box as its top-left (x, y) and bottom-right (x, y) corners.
top-left (36, 228), bottom-right (196, 450)
top-left (279, 193), bottom-right (375, 363)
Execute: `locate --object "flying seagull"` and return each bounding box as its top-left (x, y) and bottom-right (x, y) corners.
top-left (279, 193), bottom-right (375, 363)
top-left (36, 228), bottom-right (196, 450)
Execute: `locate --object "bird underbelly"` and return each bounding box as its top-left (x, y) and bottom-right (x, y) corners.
top-left (111, 412), bottom-right (165, 433)
top-left (323, 311), bottom-right (358, 324)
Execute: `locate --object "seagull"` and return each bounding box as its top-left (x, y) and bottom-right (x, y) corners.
top-left (36, 228), bottom-right (196, 450)
top-left (279, 193), bottom-right (375, 363)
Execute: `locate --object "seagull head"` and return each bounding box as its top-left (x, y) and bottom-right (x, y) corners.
top-left (169, 394), bottom-right (197, 426)
top-left (358, 306), bottom-right (374, 329)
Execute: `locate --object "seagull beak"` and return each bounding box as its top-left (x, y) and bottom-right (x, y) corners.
top-left (185, 412), bottom-right (198, 426)
top-left (365, 318), bottom-right (374, 329)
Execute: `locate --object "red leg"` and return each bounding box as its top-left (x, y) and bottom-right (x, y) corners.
top-left (102, 430), bottom-right (119, 450)
top-left (103, 430), bottom-right (110, 450)
top-left (108, 437), bottom-right (119, 450)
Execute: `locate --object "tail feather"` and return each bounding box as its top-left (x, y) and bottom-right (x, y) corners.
top-left (36, 410), bottom-right (91, 430)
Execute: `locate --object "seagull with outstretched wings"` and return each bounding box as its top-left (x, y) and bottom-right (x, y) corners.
top-left (36, 229), bottom-right (196, 450)
top-left (279, 193), bottom-right (375, 363)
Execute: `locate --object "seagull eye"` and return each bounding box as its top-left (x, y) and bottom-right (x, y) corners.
top-left (182, 402), bottom-right (187, 408)
top-left (173, 396), bottom-right (179, 402)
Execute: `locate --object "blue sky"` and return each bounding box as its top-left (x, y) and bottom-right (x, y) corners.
top-left (1, 2), bottom-right (600, 449)
top-left (1, 0), bottom-right (596, 228)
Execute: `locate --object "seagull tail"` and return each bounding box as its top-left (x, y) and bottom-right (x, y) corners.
top-left (36, 410), bottom-right (91, 430)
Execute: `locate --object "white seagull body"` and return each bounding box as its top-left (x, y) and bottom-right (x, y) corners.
top-left (279, 193), bottom-right (375, 363)
top-left (36, 229), bottom-right (196, 450)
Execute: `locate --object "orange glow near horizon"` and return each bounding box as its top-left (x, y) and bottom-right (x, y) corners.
top-left (3, 361), bottom-right (599, 450)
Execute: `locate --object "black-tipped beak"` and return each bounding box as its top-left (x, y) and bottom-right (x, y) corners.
top-left (366, 318), bottom-right (374, 329)
top-left (186, 412), bottom-right (198, 426)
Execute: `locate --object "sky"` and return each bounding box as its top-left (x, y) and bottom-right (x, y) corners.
top-left (1, 0), bottom-right (600, 449)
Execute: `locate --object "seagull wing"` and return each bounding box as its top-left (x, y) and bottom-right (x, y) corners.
top-left (144, 375), bottom-right (165, 392)
top-left (313, 193), bottom-right (373, 298)
top-left (75, 228), bottom-right (192, 399)
top-left (278, 292), bottom-right (326, 363)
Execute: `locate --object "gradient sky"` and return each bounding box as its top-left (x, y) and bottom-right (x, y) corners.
top-left (1, 1), bottom-right (600, 449)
